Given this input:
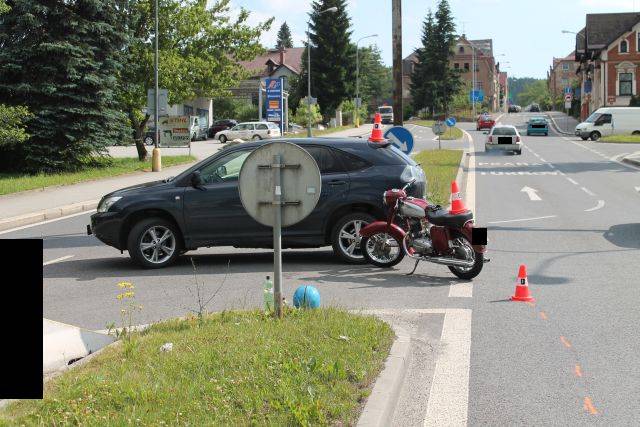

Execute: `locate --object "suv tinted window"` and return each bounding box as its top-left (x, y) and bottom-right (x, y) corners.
top-left (200, 150), bottom-right (251, 183)
top-left (492, 127), bottom-right (516, 135)
top-left (257, 124), bottom-right (268, 130)
top-left (304, 146), bottom-right (344, 174)
top-left (334, 150), bottom-right (371, 171)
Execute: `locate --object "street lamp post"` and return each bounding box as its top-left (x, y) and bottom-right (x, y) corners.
top-left (307, 6), bottom-right (338, 137)
top-left (355, 34), bottom-right (378, 128)
top-left (151, 0), bottom-right (161, 172)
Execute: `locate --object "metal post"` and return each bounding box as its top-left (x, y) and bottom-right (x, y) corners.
top-left (355, 46), bottom-right (360, 128)
top-left (272, 154), bottom-right (284, 318)
top-left (472, 45), bottom-right (476, 120)
top-left (307, 26), bottom-right (312, 137)
top-left (391, 0), bottom-right (403, 126)
top-left (151, 0), bottom-right (161, 171)
top-left (258, 81), bottom-right (263, 121)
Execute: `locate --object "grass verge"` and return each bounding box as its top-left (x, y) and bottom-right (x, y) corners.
top-left (1, 309), bottom-right (393, 425)
top-left (598, 134), bottom-right (640, 143)
top-left (413, 149), bottom-right (463, 206)
top-left (0, 156), bottom-right (196, 196)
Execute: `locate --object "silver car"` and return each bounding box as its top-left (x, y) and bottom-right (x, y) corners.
top-left (485, 124), bottom-right (522, 155)
top-left (216, 121), bottom-right (281, 143)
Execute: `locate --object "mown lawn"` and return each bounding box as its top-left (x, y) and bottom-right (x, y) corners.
top-left (406, 120), bottom-right (464, 140)
top-left (286, 125), bottom-right (357, 138)
top-left (0, 156), bottom-right (196, 196)
top-left (598, 134), bottom-right (640, 143)
top-left (413, 149), bottom-right (464, 206)
top-left (1, 309), bottom-right (393, 426)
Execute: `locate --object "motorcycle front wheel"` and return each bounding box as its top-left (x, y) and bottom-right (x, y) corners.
top-left (361, 232), bottom-right (405, 268)
top-left (448, 236), bottom-right (484, 280)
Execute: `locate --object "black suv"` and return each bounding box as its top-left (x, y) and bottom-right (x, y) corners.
top-left (89, 138), bottom-right (426, 268)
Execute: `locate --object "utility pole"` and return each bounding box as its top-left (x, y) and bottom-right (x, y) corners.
top-left (151, 0), bottom-right (161, 172)
top-left (392, 0), bottom-right (403, 126)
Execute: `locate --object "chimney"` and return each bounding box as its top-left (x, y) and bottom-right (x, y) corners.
top-left (279, 47), bottom-right (285, 65)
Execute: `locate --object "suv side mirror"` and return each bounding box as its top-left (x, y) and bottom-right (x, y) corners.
top-left (191, 171), bottom-right (205, 190)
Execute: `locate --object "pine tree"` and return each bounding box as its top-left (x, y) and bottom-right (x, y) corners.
top-left (410, 10), bottom-right (438, 114)
top-left (295, 0), bottom-right (354, 120)
top-left (0, 0), bottom-right (128, 173)
top-left (433, 0), bottom-right (461, 114)
top-left (276, 22), bottom-right (293, 49)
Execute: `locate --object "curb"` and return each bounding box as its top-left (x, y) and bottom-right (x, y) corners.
top-left (0, 199), bottom-right (99, 233)
top-left (622, 155), bottom-right (640, 168)
top-left (545, 113), bottom-right (574, 135)
top-left (357, 324), bottom-right (411, 427)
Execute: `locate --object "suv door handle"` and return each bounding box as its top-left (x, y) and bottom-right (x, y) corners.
top-left (328, 180), bottom-right (347, 186)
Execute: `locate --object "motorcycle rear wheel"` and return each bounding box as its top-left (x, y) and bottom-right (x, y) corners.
top-left (448, 236), bottom-right (484, 280)
top-left (361, 233), bottom-right (405, 268)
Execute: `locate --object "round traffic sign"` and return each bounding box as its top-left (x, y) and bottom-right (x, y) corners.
top-left (384, 126), bottom-right (414, 154)
top-left (238, 142), bottom-right (321, 228)
top-left (432, 122), bottom-right (446, 135)
top-left (445, 117), bottom-right (457, 127)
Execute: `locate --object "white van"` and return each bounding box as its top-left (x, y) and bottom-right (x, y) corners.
top-left (378, 106), bottom-right (394, 124)
top-left (575, 107), bottom-right (640, 141)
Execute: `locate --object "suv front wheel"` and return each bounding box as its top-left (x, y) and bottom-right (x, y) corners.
top-left (127, 218), bottom-right (182, 268)
top-left (331, 212), bottom-right (375, 264)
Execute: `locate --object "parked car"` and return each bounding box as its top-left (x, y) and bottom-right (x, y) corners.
top-left (508, 105), bottom-right (519, 113)
top-left (88, 138), bottom-right (427, 268)
top-left (476, 113), bottom-right (496, 131)
top-left (208, 119), bottom-right (237, 138)
top-left (526, 116), bottom-right (549, 136)
top-left (190, 116), bottom-right (208, 141)
top-left (485, 124), bottom-right (522, 155)
top-left (216, 121), bottom-right (281, 143)
top-left (574, 107), bottom-right (640, 141)
top-left (529, 104), bottom-right (541, 113)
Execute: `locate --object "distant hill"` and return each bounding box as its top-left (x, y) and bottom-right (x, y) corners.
top-left (508, 77), bottom-right (542, 105)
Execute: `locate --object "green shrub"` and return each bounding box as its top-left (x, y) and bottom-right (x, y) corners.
top-left (0, 104), bottom-right (31, 147)
top-left (293, 101), bottom-right (322, 127)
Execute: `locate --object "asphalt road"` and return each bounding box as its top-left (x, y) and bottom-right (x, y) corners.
top-left (5, 115), bottom-right (640, 424)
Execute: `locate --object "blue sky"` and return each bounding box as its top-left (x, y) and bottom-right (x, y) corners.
top-left (229, 0), bottom-right (639, 78)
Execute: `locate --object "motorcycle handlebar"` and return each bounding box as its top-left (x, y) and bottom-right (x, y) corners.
top-left (402, 179), bottom-right (416, 192)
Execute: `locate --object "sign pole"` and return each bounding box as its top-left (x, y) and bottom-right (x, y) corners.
top-left (272, 154), bottom-right (283, 319)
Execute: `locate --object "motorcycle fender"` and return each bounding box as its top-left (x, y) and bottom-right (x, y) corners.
top-left (461, 221), bottom-right (487, 253)
top-left (359, 221), bottom-right (406, 242)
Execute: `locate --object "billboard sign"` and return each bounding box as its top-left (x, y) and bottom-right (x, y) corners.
top-left (158, 115), bottom-right (191, 147)
top-left (265, 78), bottom-right (284, 133)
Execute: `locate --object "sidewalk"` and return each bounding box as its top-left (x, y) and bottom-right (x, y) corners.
top-left (546, 111), bottom-right (579, 134)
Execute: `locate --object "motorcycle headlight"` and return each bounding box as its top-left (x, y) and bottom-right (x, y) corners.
top-left (97, 196), bottom-right (122, 213)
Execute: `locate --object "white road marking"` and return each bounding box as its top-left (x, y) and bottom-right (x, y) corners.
top-left (448, 282), bottom-right (473, 298)
top-left (585, 200), bottom-right (605, 212)
top-left (567, 177), bottom-right (579, 185)
top-left (521, 186), bottom-right (542, 201)
top-left (0, 209), bottom-right (96, 235)
top-left (635, 186), bottom-right (640, 193)
top-left (488, 215), bottom-right (557, 224)
top-left (43, 255), bottom-right (74, 266)
top-left (423, 309), bottom-right (472, 427)
top-left (461, 129), bottom-right (476, 215)
top-left (581, 187), bottom-right (596, 197)
top-left (538, 157), bottom-right (546, 162)
top-left (480, 171), bottom-right (560, 176)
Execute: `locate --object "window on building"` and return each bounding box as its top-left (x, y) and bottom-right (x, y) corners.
top-left (459, 46), bottom-right (465, 54)
top-left (619, 72), bottom-right (633, 96)
top-left (620, 40), bottom-right (629, 53)
top-left (638, 32), bottom-right (640, 52)
top-left (474, 63), bottom-right (480, 72)
top-left (183, 105), bottom-right (194, 116)
top-left (561, 78), bottom-right (569, 87)
top-left (464, 63), bottom-right (470, 71)
top-left (454, 63), bottom-right (460, 69)
top-left (562, 63), bottom-right (570, 71)
top-left (475, 81), bottom-right (483, 90)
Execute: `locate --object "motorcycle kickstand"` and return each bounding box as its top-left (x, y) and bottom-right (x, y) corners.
top-left (407, 259), bottom-right (420, 275)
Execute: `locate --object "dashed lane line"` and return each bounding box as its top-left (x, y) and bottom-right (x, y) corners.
top-left (43, 255), bottom-right (74, 266)
top-left (487, 215), bottom-right (557, 225)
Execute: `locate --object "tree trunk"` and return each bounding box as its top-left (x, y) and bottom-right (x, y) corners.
top-left (128, 110), bottom-right (149, 161)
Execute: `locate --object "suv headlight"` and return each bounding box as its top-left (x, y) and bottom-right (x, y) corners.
top-left (401, 165), bottom-right (425, 183)
top-left (97, 196), bottom-right (122, 213)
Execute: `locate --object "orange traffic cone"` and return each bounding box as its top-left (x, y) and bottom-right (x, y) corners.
top-left (369, 112), bottom-right (385, 143)
top-left (449, 181), bottom-right (468, 214)
top-left (511, 264), bottom-right (535, 302)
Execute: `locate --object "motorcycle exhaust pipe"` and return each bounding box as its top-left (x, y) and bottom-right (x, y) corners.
top-left (407, 253), bottom-right (475, 268)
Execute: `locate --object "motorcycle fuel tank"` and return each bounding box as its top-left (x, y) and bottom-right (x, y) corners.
top-left (399, 198), bottom-right (427, 218)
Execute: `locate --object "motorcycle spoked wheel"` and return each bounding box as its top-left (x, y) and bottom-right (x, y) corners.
top-left (361, 232), bottom-right (405, 268)
top-left (448, 236), bottom-right (484, 280)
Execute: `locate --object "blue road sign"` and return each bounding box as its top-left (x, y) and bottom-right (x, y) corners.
top-left (384, 126), bottom-right (414, 155)
top-left (564, 87), bottom-right (572, 94)
top-left (265, 77), bottom-right (284, 133)
top-left (470, 89), bottom-right (484, 102)
top-left (445, 117), bottom-right (457, 127)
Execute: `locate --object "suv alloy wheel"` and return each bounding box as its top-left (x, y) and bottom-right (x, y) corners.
top-left (127, 218), bottom-right (182, 268)
top-left (331, 212), bottom-right (375, 263)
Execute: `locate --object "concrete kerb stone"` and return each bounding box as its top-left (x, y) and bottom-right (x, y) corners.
top-left (621, 153), bottom-right (640, 168)
top-left (357, 323), bottom-right (411, 427)
top-left (0, 199), bottom-right (99, 232)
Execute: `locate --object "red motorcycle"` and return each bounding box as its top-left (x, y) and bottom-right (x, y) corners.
top-left (359, 180), bottom-right (487, 279)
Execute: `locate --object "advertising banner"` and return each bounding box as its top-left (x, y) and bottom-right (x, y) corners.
top-left (265, 77), bottom-right (284, 133)
top-left (158, 116), bottom-right (191, 147)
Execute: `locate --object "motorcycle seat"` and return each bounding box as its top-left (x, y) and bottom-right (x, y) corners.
top-left (426, 208), bottom-right (473, 228)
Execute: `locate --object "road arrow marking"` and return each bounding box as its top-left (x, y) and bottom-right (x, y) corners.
top-left (521, 186), bottom-right (541, 201)
top-left (635, 186), bottom-right (640, 193)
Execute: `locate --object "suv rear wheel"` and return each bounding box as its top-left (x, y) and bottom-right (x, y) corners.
top-left (331, 212), bottom-right (375, 264)
top-left (127, 218), bottom-right (182, 268)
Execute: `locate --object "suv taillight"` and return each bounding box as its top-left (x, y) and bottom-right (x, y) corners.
top-left (516, 136), bottom-right (521, 142)
top-left (488, 136), bottom-right (493, 142)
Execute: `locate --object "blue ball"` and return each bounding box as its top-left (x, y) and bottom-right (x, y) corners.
top-left (293, 285), bottom-right (321, 309)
